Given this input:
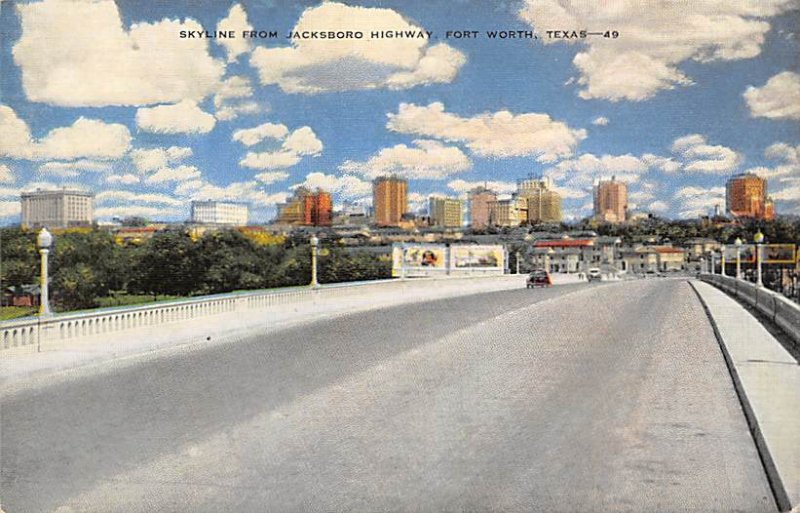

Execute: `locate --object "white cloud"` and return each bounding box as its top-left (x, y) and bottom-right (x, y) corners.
top-left (176, 179), bottom-right (288, 208)
top-left (283, 127), bottom-right (323, 156)
top-left (95, 206), bottom-right (183, 219)
top-left (0, 201), bottom-right (21, 218)
top-left (642, 153), bottom-right (681, 173)
top-left (254, 171), bottom-right (290, 184)
top-left (294, 172), bottom-right (372, 200)
top-left (144, 165), bottom-right (202, 185)
top-left (387, 102), bottom-right (585, 161)
top-left (136, 100), bottom-right (216, 134)
top-left (340, 140), bottom-right (471, 180)
top-left (591, 116), bottom-right (609, 126)
top-left (233, 122), bottom-right (290, 146)
top-left (106, 174), bottom-right (140, 185)
top-left (39, 160), bottom-right (112, 177)
top-left (519, 1), bottom-right (795, 101)
top-left (447, 179), bottom-right (516, 195)
top-left (216, 5), bottom-right (253, 63)
top-left (546, 153), bottom-right (649, 188)
top-left (236, 125), bottom-right (323, 170)
top-left (673, 185), bottom-right (726, 218)
top-left (0, 164), bottom-right (14, 183)
top-left (249, 2), bottom-right (465, 94)
top-left (96, 190), bottom-right (183, 207)
top-left (744, 71), bottom-right (800, 120)
top-left (213, 75), bottom-right (261, 121)
top-left (748, 142), bottom-right (800, 180)
top-left (671, 134), bottom-right (741, 174)
top-left (648, 200), bottom-right (669, 213)
top-left (0, 106), bottom-right (132, 161)
top-left (240, 151), bottom-right (301, 170)
top-left (13, 0), bottom-right (224, 107)
top-left (130, 146), bottom-right (192, 174)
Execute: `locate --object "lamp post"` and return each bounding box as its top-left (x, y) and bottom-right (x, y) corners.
top-left (37, 228), bottom-right (53, 317)
top-left (310, 235), bottom-right (319, 288)
top-left (699, 256), bottom-right (706, 275)
top-left (754, 230), bottom-right (765, 287)
top-left (734, 237), bottom-right (743, 280)
top-left (720, 244), bottom-right (727, 277)
top-left (710, 252), bottom-right (717, 275)
top-left (515, 251), bottom-right (521, 274)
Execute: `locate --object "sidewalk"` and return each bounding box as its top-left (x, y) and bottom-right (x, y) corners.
top-left (691, 280), bottom-right (800, 512)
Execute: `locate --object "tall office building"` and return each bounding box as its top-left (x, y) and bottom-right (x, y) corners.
top-left (277, 188), bottom-right (333, 226)
top-left (303, 190), bottom-right (332, 226)
top-left (469, 186), bottom-right (497, 229)
top-left (726, 173), bottom-right (775, 220)
top-left (373, 176), bottom-right (407, 226)
top-left (21, 188), bottom-right (94, 229)
top-left (488, 197), bottom-right (527, 227)
top-left (593, 177), bottom-right (628, 223)
top-left (517, 176), bottom-right (562, 223)
top-left (429, 197), bottom-right (463, 228)
top-left (191, 200), bottom-right (249, 226)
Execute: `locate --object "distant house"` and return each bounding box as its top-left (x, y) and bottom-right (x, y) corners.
top-left (2, 284), bottom-right (40, 307)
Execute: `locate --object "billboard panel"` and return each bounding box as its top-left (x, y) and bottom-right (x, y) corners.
top-left (392, 244), bottom-right (447, 277)
top-left (765, 244), bottom-right (796, 264)
top-left (723, 244), bottom-right (755, 264)
top-left (450, 245), bottom-right (505, 270)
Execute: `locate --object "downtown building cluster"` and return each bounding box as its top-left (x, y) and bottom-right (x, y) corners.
top-left (17, 172), bottom-right (779, 231)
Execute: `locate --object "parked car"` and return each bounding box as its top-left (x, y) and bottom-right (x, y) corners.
top-left (587, 268), bottom-right (602, 282)
top-left (527, 270), bottom-right (552, 288)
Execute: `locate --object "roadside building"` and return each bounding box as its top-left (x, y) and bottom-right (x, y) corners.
top-left (654, 246), bottom-right (686, 271)
top-left (21, 188), bottom-right (94, 229)
top-left (531, 238), bottom-right (596, 273)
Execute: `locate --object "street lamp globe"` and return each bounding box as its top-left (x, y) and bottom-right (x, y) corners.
top-left (310, 235), bottom-right (319, 247)
top-left (37, 227), bottom-right (53, 249)
top-left (754, 231), bottom-right (765, 244)
top-left (734, 237), bottom-right (742, 247)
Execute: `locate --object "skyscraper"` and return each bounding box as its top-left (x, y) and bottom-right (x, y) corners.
top-left (373, 176), bottom-right (407, 226)
top-left (726, 173), bottom-right (775, 220)
top-left (276, 188), bottom-right (333, 226)
top-left (594, 177), bottom-right (628, 223)
top-left (469, 186), bottom-right (497, 229)
top-left (517, 176), bottom-right (562, 223)
top-left (429, 196), bottom-right (463, 228)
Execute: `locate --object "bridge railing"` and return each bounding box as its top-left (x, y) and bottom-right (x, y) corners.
top-left (701, 274), bottom-right (800, 345)
top-left (0, 274), bottom-right (515, 354)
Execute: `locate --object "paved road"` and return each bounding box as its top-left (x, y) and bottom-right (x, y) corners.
top-left (1, 280), bottom-right (775, 512)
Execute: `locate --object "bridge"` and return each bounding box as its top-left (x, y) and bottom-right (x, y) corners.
top-left (1, 274), bottom-right (798, 512)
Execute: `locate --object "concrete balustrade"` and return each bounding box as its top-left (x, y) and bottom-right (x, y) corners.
top-left (701, 274), bottom-right (800, 345)
top-left (0, 275), bottom-right (516, 355)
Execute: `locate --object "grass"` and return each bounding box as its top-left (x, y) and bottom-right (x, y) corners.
top-left (96, 293), bottom-right (181, 308)
top-left (0, 306), bottom-right (38, 321)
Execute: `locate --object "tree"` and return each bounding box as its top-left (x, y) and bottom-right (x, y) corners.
top-left (131, 230), bottom-right (199, 297)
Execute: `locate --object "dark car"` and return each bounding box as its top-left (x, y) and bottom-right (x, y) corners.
top-left (527, 270), bottom-right (552, 288)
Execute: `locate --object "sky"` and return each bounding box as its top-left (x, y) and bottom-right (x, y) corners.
top-left (0, 0), bottom-right (799, 224)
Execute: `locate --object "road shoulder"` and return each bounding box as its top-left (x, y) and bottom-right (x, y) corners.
top-left (691, 280), bottom-right (800, 512)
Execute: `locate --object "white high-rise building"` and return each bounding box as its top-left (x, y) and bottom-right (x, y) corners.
top-left (190, 200), bottom-right (249, 226)
top-left (21, 188), bottom-right (94, 229)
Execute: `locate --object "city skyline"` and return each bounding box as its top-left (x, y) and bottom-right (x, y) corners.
top-left (0, 0), bottom-right (798, 225)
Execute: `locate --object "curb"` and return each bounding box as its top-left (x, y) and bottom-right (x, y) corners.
top-left (688, 280), bottom-right (791, 512)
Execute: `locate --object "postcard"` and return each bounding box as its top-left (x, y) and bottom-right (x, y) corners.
top-left (1, 1), bottom-right (799, 511)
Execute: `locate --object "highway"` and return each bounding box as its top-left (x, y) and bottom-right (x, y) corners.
top-left (0, 280), bottom-right (776, 512)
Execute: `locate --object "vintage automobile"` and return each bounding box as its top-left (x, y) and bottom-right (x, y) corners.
top-left (587, 268), bottom-right (602, 282)
top-left (526, 270), bottom-right (552, 288)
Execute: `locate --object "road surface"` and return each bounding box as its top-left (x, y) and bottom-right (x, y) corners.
top-left (0, 280), bottom-right (776, 512)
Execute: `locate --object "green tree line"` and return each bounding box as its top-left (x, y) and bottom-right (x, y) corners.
top-left (0, 228), bottom-right (391, 312)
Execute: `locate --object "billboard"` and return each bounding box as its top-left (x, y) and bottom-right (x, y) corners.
top-left (764, 244), bottom-right (796, 264)
top-left (450, 245), bottom-right (505, 270)
top-left (722, 244), bottom-right (755, 264)
top-left (392, 244), bottom-right (447, 277)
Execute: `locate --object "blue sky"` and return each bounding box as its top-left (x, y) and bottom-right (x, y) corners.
top-left (0, 0), bottom-right (798, 224)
